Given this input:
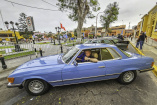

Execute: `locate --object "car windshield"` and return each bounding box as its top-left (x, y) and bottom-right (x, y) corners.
top-left (112, 39), bottom-right (119, 43)
top-left (62, 47), bottom-right (79, 64)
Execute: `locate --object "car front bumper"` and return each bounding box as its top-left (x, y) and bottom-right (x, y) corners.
top-left (7, 82), bottom-right (22, 88)
top-left (139, 67), bottom-right (154, 73)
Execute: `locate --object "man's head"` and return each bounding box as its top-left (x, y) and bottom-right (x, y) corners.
top-left (85, 50), bottom-right (91, 57)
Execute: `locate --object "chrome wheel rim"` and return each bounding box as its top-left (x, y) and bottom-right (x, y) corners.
top-left (28, 80), bottom-right (44, 93)
top-left (123, 71), bottom-right (134, 82)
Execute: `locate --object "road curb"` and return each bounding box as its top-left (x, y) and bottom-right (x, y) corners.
top-left (0, 66), bottom-right (18, 81)
top-left (0, 66), bottom-right (18, 73)
top-left (129, 41), bottom-right (157, 77)
top-left (0, 76), bottom-right (8, 81)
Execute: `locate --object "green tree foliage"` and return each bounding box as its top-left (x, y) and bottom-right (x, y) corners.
top-left (47, 32), bottom-right (52, 38)
top-left (37, 35), bottom-right (43, 38)
top-left (56, 0), bottom-right (100, 38)
top-left (74, 29), bottom-right (77, 37)
top-left (100, 2), bottom-right (119, 36)
top-left (67, 33), bottom-right (72, 37)
top-left (18, 13), bottom-right (33, 38)
top-left (18, 13), bottom-right (27, 32)
top-left (22, 34), bottom-right (31, 39)
top-left (107, 28), bottom-right (112, 34)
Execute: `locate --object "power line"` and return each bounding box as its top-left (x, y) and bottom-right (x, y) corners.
top-left (0, 10), bottom-right (6, 29)
top-left (4, 0), bottom-right (60, 12)
top-left (41, 0), bottom-right (72, 13)
top-left (41, 0), bottom-right (58, 8)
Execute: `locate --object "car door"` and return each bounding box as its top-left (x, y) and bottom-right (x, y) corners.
top-left (101, 48), bottom-right (125, 79)
top-left (62, 48), bottom-right (106, 85)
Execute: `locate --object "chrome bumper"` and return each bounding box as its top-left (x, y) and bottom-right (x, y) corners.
top-left (7, 82), bottom-right (22, 88)
top-left (139, 67), bottom-right (154, 73)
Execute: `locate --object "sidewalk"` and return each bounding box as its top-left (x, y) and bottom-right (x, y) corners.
top-left (128, 38), bottom-right (157, 65)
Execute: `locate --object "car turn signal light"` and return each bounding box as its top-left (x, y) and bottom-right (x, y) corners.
top-left (8, 77), bottom-right (14, 83)
top-left (151, 62), bottom-right (154, 67)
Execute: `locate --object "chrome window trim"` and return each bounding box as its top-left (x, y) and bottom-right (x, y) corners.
top-left (106, 48), bottom-right (122, 59)
top-left (63, 47), bottom-right (80, 65)
top-left (70, 47), bottom-right (123, 65)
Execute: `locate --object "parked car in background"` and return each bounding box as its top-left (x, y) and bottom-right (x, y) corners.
top-left (7, 44), bottom-right (154, 95)
top-left (84, 37), bottom-right (130, 50)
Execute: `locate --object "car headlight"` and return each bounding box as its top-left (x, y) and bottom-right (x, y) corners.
top-left (8, 77), bottom-right (14, 83)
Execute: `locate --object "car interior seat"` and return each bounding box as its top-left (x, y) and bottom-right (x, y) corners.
top-left (92, 52), bottom-right (98, 59)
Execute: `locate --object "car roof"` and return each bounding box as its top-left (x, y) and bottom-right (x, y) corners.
top-left (75, 43), bottom-right (117, 49)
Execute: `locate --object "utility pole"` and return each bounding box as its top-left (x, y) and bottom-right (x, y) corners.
top-left (0, 10), bottom-right (6, 30)
top-left (128, 22), bottom-right (131, 29)
top-left (95, 12), bottom-right (104, 38)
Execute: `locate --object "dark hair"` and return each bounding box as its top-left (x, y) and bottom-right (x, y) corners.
top-left (85, 50), bottom-right (91, 52)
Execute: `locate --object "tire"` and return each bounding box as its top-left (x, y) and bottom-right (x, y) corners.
top-left (117, 71), bottom-right (137, 85)
top-left (24, 79), bottom-right (50, 96)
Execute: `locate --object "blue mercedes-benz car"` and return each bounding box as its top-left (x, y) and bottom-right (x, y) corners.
top-left (7, 44), bottom-right (154, 95)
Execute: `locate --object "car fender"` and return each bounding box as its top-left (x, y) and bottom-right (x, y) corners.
top-left (122, 68), bottom-right (139, 73)
top-left (22, 76), bottom-right (47, 84)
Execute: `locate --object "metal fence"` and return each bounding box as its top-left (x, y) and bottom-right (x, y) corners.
top-left (0, 43), bottom-right (34, 60)
top-left (0, 42), bottom-right (70, 60)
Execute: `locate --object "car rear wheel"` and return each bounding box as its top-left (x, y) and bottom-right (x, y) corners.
top-left (118, 71), bottom-right (137, 85)
top-left (24, 79), bottom-right (49, 96)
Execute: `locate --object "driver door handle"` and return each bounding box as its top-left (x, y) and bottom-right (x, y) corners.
top-left (99, 66), bottom-right (105, 68)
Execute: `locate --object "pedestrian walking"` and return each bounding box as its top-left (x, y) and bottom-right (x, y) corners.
top-left (136, 31), bottom-right (147, 50)
top-left (117, 34), bottom-right (124, 40)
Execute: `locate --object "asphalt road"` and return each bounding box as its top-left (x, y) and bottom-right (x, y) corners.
top-left (1, 43), bottom-right (157, 105)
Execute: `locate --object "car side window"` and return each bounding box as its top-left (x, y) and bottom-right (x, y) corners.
top-left (76, 48), bottom-right (101, 63)
top-left (107, 48), bottom-right (121, 59)
top-left (101, 48), bottom-right (113, 60)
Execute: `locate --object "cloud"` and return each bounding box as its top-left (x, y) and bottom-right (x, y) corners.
top-left (0, 0), bottom-right (157, 33)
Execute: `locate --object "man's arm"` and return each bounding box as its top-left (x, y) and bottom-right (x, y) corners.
top-left (84, 56), bottom-right (98, 63)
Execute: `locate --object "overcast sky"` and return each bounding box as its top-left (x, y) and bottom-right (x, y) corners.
top-left (0, 0), bottom-right (156, 33)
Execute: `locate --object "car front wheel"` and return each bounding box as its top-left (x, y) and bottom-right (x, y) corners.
top-left (118, 71), bottom-right (137, 85)
top-left (24, 79), bottom-right (49, 96)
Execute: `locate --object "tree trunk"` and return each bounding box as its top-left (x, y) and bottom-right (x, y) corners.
top-left (76, 16), bottom-right (84, 43)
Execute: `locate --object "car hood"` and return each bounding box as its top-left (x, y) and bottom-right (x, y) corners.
top-left (15, 54), bottom-right (64, 71)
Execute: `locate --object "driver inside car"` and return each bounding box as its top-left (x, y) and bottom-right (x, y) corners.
top-left (76, 50), bottom-right (98, 63)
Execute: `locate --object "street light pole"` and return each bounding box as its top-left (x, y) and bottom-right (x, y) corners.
top-left (5, 21), bottom-right (19, 44)
top-left (10, 21), bottom-right (18, 44)
top-left (4, 21), bottom-right (21, 52)
top-left (55, 27), bottom-right (61, 45)
top-left (95, 12), bottom-right (104, 38)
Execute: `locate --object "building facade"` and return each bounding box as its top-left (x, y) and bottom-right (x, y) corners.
top-left (0, 30), bottom-right (23, 41)
top-left (140, 4), bottom-right (157, 39)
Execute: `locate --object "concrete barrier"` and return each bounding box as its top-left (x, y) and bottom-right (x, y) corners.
top-left (129, 41), bottom-right (157, 77)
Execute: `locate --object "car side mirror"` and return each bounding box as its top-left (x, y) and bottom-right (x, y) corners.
top-left (73, 60), bottom-right (78, 66)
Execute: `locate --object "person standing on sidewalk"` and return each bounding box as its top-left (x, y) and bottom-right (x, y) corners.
top-left (136, 31), bottom-right (147, 50)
